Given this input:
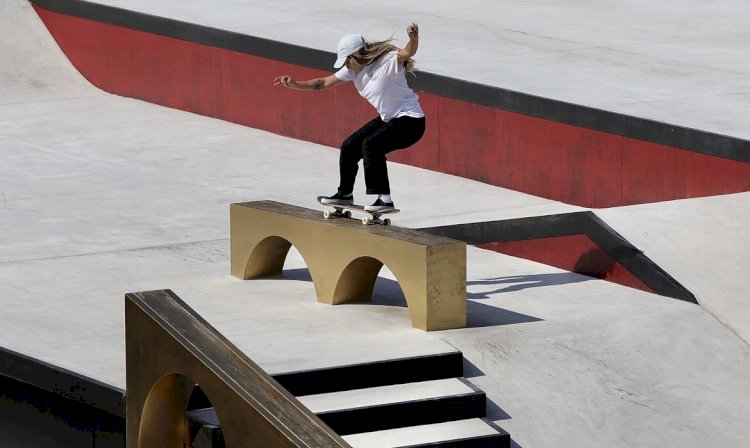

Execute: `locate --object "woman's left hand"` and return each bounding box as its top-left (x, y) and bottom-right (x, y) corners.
top-left (407, 23), bottom-right (419, 40)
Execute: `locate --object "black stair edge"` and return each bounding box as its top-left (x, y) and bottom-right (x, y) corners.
top-left (405, 418), bottom-right (511, 448)
top-left (186, 407), bottom-right (221, 427)
top-left (406, 434), bottom-right (510, 448)
top-left (272, 351), bottom-right (464, 396)
top-left (319, 390), bottom-right (486, 435)
top-left (482, 418), bottom-right (512, 444)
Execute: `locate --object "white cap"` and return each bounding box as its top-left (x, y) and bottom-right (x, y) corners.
top-left (334, 34), bottom-right (365, 68)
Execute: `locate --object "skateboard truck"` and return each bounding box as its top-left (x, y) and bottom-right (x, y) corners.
top-left (317, 197), bottom-right (399, 226)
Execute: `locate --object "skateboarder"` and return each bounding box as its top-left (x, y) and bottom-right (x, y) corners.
top-left (274, 23), bottom-right (425, 212)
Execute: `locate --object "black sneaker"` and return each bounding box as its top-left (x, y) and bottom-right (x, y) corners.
top-left (320, 192), bottom-right (354, 205)
top-left (365, 198), bottom-right (395, 212)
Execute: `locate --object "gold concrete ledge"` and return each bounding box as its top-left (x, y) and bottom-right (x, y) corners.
top-left (230, 201), bottom-right (467, 331)
top-left (125, 289), bottom-right (349, 447)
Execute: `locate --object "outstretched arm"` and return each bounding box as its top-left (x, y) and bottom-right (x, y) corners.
top-left (397, 23), bottom-right (419, 64)
top-left (273, 74), bottom-right (343, 91)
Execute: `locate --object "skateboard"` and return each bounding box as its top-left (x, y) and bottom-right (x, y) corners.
top-left (317, 196), bottom-right (400, 225)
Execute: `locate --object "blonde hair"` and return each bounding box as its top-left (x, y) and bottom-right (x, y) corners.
top-left (349, 38), bottom-right (416, 73)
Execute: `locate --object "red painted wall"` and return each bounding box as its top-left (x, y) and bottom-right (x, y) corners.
top-left (478, 236), bottom-right (654, 294)
top-left (35, 6), bottom-right (750, 208)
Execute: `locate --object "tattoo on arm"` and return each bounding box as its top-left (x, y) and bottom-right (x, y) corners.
top-left (312, 79), bottom-right (324, 90)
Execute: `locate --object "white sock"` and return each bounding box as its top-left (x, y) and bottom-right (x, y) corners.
top-left (378, 194), bottom-right (393, 203)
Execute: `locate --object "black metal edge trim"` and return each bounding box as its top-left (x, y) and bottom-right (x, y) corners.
top-left (405, 429), bottom-right (510, 448)
top-left (0, 345), bottom-right (126, 418)
top-left (581, 213), bottom-right (698, 303)
top-left (414, 72), bottom-right (750, 162)
top-left (418, 212), bottom-right (697, 304)
top-left (273, 351), bottom-right (464, 396)
top-left (481, 417), bottom-right (512, 440)
top-left (30, 0), bottom-right (750, 162)
top-left (457, 377), bottom-right (484, 395)
top-left (417, 212), bottom-right (587, 245)
top-left (317, 393), bottom-right (486, 436)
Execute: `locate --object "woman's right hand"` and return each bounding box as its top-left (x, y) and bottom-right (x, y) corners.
top-left (273, 75), bottom-right (295, 88)
top-left (273, 74), bottom-right (341, 91)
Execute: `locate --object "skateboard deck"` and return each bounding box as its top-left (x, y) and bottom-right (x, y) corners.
top-left (317, 196), bottom-right (400, 225)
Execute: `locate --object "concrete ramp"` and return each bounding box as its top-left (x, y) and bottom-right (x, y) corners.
top-left (0, 0), bottom-right (96, 103)
top-left (597, 192), bottom-right (750, 344)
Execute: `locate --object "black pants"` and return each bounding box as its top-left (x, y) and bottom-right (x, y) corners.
top-left (338, 116), bottom-right (426, 195)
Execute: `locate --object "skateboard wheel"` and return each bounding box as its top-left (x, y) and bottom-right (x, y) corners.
top-left (362, 217), bottom-right (371, 225)
top-left (344, 210), bottom-right (352, 218)
top-left (323, 210), bottom-right (332, 219)
top-left (384, 219), bottom-right (391, 226)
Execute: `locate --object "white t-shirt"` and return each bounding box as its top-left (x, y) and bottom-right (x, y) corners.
top-left (335, 51), bottom-right (424, 123)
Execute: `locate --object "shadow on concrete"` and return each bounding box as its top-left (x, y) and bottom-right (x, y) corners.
top-left (467, 301), bottom-right (543, 328)
top-left (463, 359), bottom-right (519, 446)
top-left (462, 358), bottom-right (485, 379)
top-left (467, 272), bottom-right (593, 298)
top-left (370, 276), bottom-right (409, 308)
top-left (573, 248), bottom-right (616, 279)
top-left (279, 269), bottom-right (409, 307)
top-left (282, 269), bottom-right (591, 299)
top-left (278, 268), bottom-right (313, 282)
top-left (486, 399), bottom-right (513, 421)
top-left (462, 359), bottom-right (514, 420)
top-left (369, 276), bottom-right (543, 328)
top-left (280, 269), bottom-right (543, 327)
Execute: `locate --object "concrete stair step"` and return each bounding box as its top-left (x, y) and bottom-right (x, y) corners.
top-left (272, 350), bottom-right (464, 396)
top-left (342, 418), bottom-right (510, 448)
top-left (297, 378), bottom-right (486, 435)
top-left (185, 351), bottom-right (512, 447)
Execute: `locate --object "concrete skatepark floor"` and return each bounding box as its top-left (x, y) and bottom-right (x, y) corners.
top-left (1, 1), bottom-right (750, 447)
